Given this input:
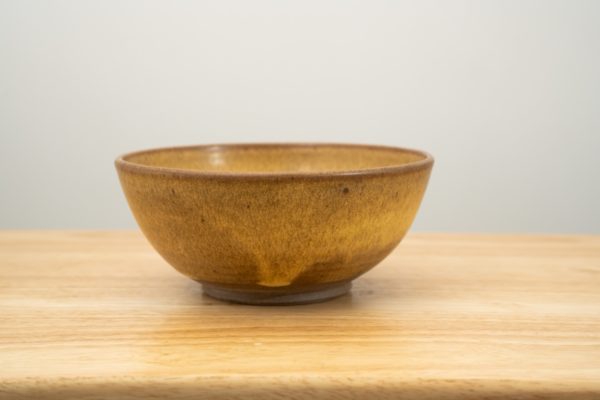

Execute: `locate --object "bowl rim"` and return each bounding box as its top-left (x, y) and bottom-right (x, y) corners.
top-left (115, 142), bottom-right (434, 180)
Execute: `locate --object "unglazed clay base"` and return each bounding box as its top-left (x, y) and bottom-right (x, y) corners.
top-left (201, 281), bottom-right (352, 305)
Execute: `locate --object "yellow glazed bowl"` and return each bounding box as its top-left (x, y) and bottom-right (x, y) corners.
top-left (115, 143), bottom-right (433, 305)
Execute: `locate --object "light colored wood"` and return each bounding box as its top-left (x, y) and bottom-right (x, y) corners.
top-left (1, 231), bottom-right (599, 399)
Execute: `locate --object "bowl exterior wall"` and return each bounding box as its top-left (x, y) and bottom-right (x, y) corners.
top-left (116, 167), bottom-right (432, 289)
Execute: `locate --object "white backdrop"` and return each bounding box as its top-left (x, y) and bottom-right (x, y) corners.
top-left (1, 0), bottom-right (599, 233)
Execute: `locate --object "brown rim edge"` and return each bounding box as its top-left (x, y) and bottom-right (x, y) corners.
top-left (114, 143), bottom-right (434, 180)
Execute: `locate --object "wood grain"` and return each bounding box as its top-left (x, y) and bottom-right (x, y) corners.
top-left (0, 231), bottom-right (599, 399)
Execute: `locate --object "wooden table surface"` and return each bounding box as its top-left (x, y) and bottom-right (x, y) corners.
top-left (1, 231), bottom-right (599, 399)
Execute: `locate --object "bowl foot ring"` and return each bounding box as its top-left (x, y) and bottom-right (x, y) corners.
top-left (202, 281), bottom-right (352, 305)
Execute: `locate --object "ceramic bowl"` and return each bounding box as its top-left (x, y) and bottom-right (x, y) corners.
top-left (115, 143), bottom-right (433, 305)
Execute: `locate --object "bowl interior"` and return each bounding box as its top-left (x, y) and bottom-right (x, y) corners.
top-left (122, 144), bottom-right (428, 174)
